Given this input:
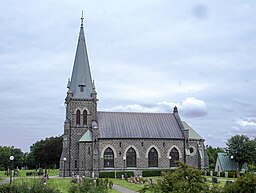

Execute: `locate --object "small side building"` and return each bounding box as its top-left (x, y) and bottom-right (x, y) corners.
top-left (215, 153), bottom-right (247, 172)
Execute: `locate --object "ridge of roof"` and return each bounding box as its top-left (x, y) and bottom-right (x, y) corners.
top-left (98, 111), bottom-right (172, 115)
top-left (97, 111), bottom-right (184, 139)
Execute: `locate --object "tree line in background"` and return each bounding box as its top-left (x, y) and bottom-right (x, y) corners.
top-left (0, 134), bottom-right (255, 171)
top-left (0, 136), bottom-right (62, 170)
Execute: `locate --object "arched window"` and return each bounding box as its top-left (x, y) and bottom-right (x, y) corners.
top-left (126, 147), bottom-right (136, 167)
top-left (83, 110), bottom-right (87, 125)
top-left (148, 148), bottom-right (158, 167)
top-left (104, 147), bottom-right (114, 167)
top-left (170, 148), bottom-right (179, 167)
top-left (76, 109), bottom-right (80, 125)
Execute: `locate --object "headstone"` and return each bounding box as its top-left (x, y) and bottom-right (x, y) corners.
top-left (204, 170), bottom-right (207, 176)
top-left (226, 180), bottom-right (233, 185)
top-left (210, 171), bottom-right (213, 176)
top-left (225, 172), bottom-right (228, 178)
top-left (218, 171), bottom-right (220, 177)
top-left (212, 177), bottom-right (218, 184)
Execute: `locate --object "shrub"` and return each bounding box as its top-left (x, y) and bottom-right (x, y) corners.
top-left (144, 162), bottom-right (210, 193)
top-left (99, 171), bottom-right (134, 178)
top-left (0, 180), bottom-right (61, 193)
top-left (69, 178), bottom-right (112, 193)
top-left (224, 173), bottom-right (256, 193)
top-left (142, 170), bottom-right (162, 177)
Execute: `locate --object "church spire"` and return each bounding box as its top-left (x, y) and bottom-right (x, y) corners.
top-left (69, 13), bottom-right (94, 99)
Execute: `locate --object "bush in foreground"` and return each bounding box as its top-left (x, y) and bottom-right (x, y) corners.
top-left (69, 178), bottom-right (112, 193)
top-left (224, 173), bottom-right (256, 193)
top-left (0, 180), bottom-right (61, 193)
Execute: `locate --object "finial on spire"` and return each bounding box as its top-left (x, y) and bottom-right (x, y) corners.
top-left (81, 10), bottom-right (84, 27)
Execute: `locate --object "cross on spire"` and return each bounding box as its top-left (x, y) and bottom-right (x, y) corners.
top-left (81, 10), bottom-right (84, 27)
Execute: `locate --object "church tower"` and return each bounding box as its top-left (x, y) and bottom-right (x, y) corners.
top-left (59, 14), bottom-right (98, 177)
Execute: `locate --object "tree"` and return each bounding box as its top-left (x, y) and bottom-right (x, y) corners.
top-left (28, 136), bottom-right (62, 169)
top-left (144, 162), bottom-right (211, 193)
top-left (0, 146), bottom-right (25, 170)
top-left (226, 134), bottom-right (256, 171)
top-left (206, 146), bottom-right (224, 169)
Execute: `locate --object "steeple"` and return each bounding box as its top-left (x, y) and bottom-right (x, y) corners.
top-left (69, 12), bottom-right (94, 99)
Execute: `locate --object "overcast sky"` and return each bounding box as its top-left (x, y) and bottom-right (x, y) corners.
top-left (0, 0), bottom-right (255, 152)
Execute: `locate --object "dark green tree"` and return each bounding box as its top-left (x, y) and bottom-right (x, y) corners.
top-left (226, 134), bottom-right (256, 171)
top-left (0, 146), bottom-right (25, 170)
top-left (28, 136), bottom-right (62, 169)
top-left (206, 146), bottom-right (224, 169)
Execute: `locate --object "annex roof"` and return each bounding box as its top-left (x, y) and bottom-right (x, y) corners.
top-left (216, 153), bottom-right (240, 171)
top-left (97, 111), bottom-right (184, 139)
top-left (79, 129), bottom-right (93, 142)
top-left (182, 121), bottom-right (203, 140)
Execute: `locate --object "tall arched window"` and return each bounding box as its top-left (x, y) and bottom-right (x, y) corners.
top-left (170, 148), bottom-right (179, 167)
top-left (76, 109), bottom-right (80, 125)
top-left (83, 110), bottom-right (87, 125)
top-left (126, 147), bottom-right (136, 167)
top-left (104, 147), bottom-right (114, 167)
top-left (148, 148), bottom-right (158, 167)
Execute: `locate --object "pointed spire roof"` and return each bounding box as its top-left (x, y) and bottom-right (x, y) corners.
top-left (69, 12), bottom-right (94, 99)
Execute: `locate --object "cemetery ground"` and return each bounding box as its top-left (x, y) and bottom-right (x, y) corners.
top-left (0, 169), bottom-right (241, 193)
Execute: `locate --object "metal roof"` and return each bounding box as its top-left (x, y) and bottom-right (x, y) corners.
top-left (97, 111), bottom-right (184, 139)
top-left (182, 121), bottom-right (203, 140)
top-left (69, 23), bottom-right (94, 99)
top-left (217, 153), bottom-right (240, 171)
top-left (79, 129), bottom-right (93, 142)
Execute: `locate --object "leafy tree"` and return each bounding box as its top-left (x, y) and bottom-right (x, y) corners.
top-left (206, 146), bottom-right (224, 169)
top-left (0, 146), bottom-right (25, 170)
top-left (226, 134), bottom-right (256, 171)
top-left (28, 136), bottom-right (62, 169)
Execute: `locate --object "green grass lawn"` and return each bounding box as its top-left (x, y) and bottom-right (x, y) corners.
top-left (111, 178), bottom-right (146, 192)
top-left (205, 176), bottom-right (236, 188)
top-left (0, 169), bottom-right (59, 178)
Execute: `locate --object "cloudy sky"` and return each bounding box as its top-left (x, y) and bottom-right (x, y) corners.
top-left (0, 0), bottom-right (255, 152)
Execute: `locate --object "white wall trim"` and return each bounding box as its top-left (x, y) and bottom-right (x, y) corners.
top-left (100, 145), bottom-right (118, 158)
top-left (124, 145), bottom-right (140, 158)
top-left (145, 145), bottom-right (161, 158)
top-left (167, 145), bottom-right (182, 159)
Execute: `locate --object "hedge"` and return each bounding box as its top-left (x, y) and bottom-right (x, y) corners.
top-left (99, 171), bottom-right (134, 178)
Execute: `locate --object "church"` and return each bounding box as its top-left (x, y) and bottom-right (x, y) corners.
top-left (59, 16), bottom-right (209, 177)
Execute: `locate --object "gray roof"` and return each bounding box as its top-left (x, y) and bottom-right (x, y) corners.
top-left (79, 130), bottom-right (93, 142)
top-left (182, 121), bottom-right (203, 140)
top-left (97, 111), bottom-right (184, 139)
top-left (69, 24), bottom-right (94, 99)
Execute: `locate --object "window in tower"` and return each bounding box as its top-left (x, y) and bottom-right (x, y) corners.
top-left (75, 160), bottom-right (78, 168)
top-left (76, 109), bottom-right (80, 125)
top-left (79, 85), bottom-right (85, 92)
top-left (83, 110), bottom-right (87, 125)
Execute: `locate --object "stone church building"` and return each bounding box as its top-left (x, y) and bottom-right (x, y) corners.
top-left (59, 17), bottom-right (208, 177)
